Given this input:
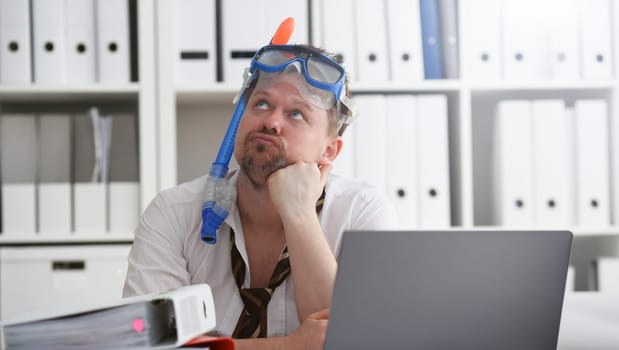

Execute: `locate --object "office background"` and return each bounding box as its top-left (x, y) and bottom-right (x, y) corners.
top-left (0, 0), bottom-right (618, 322)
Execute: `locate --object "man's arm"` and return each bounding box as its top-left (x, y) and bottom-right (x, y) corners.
top-left (123, 194), bottom-right (190, 297)
top-left (267, 162), bottom-right (337, 322)
top-left (235, 309), bottom-right (329, 350)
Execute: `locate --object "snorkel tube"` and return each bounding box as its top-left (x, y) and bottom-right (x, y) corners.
top-left (200, 18), bottom-right (295, 244)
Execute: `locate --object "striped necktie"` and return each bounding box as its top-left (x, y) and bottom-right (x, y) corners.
top-left (230, 189), bottom-right (326, 338)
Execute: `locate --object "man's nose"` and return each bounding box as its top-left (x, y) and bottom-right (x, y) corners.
top-left (263, 108), bottom-right (283, 134)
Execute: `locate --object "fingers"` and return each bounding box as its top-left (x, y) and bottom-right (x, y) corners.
top-left (308, 308), bottom-right (330, 320)
top-left (318, 163), bottom-right (332, 189)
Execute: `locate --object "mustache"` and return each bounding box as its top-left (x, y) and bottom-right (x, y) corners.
top-left (245, 129), bottom-right (283, 146)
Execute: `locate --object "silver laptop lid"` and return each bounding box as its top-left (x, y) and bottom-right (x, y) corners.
top-left (324, 230), bottom-right (573, 350)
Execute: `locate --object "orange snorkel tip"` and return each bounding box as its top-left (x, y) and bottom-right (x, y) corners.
top-left (270, 17), bottom-right (295, 45)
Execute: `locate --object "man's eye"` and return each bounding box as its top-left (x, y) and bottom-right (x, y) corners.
top-left (256, 101), bottom-right (269, 109)
top-left (289, 111), bottom-right (305, 120)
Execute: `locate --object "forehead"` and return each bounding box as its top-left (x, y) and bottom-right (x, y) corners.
top-left (253, 72), bottom-right (305, 96)
top-left (250, 77), bottom-right (318, 112)
top-left (253, 70), bottom-right (336, 110)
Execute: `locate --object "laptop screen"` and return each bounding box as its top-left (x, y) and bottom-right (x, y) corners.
top-left (324, 230), bottom-right (572, 350)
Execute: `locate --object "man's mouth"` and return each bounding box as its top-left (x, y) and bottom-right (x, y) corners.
top-left (249, 132), bottom-right (280, 148)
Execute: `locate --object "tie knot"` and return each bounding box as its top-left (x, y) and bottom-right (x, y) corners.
top-left (238, 288), bottom-right (273, 316)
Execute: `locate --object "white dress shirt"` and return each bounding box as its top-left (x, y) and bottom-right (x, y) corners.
top-left (123, 171), bottom-right (398, 336)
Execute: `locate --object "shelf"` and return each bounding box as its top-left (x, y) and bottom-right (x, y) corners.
top-left (0, 233), bottom-right (134, 245)
top-left (176, 84), bottom-right (239, 105)
top-left (0, 84), bottom-right (140, 102)
top-left (174, 81), bottom-right (464, 104)
top-left (462, 225), bottom-right (619, 237)
top-left (467, 80), bottom-right (616, 92)
top-left (350, 80), bottom-right (462, 93)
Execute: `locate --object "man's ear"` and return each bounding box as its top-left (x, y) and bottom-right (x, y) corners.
top-left (319, 136), bottom-right (343, 165)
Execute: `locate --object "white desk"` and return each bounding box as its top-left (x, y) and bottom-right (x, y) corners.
top-left (558, 292), bottom-right (619, 349)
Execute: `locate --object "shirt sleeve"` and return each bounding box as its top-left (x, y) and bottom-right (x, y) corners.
top-left (349, 188), bottom-right (400, 230)
top-left (123, 193), bottom-right (191, 297)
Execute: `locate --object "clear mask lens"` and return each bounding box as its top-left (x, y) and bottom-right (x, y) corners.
top-left (254, 69), bottom-right (336, 110)
top-left (257, 49), bottom-right (295, 66)
top-left (306, 56), bottom-right (342, 84)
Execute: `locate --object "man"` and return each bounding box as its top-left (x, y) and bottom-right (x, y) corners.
top-left (123, 44), bottom-right (398, 349)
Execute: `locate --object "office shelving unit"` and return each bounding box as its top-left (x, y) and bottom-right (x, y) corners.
top-left (0, 0), bottom-right (159, 321)
top-left (1, 0), bottom-right (616, 308)
top-left (0, 0), bottom-right (157, 244)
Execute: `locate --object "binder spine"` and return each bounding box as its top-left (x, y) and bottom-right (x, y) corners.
top-left (419, 0), bottom-right (443, 79)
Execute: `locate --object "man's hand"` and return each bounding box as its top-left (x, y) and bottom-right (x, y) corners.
top-left (234, 309), bottom-right (329, 350)
top-left (285, 308), bottom-right (330, 350)
top-left (267, 162), bottom-right (331, 220)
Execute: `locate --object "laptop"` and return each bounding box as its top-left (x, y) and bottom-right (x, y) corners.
top-left (324, 230), bottom-right (573, 350)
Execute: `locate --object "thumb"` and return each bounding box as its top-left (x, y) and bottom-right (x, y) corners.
top-left (308, 308), bottom-right (330, 320)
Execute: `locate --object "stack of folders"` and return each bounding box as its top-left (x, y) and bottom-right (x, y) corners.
top-left (0, 284), bottom-right (230, 350)
top-left (0, 0), bottom-right (132, 84)
top-left (461, 0), bottom-right (618, 80)
top-left (0, 109), bottom-right (139, 236)
top-left (334, 94), bottom-right (451, 229)
top-left (321, 0), bottom-right (459, 81)
top-left (173, 0), bottom-right (310, 85)
top-left (493, 99), bottom-right (611, 227)
top-left (174, 0), bottom-right (459, 84)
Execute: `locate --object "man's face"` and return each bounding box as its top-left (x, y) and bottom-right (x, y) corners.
top-left (234, 74), bottom-right (337, 189)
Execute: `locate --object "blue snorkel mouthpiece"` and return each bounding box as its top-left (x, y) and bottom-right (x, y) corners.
top-left (200, 166), bottom-right (235, 244)
top-left (200, 18), bottom-right (295, 244)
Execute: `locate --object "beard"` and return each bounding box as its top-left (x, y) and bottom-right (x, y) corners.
top-left (239, 130), bottom-right (289, 190)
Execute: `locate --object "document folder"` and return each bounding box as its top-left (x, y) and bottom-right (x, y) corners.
top-left (548, 0), bottom-right (580, 79)
top-left (531, 100), bottom-right (574, 226)
top-left (353, 95), bottom-right (387, 194)
top-left (0, 114), bottom-right (37, 235)
top-left (354, 0), bottom-right (389, 81)
top-left (0, 0), bottom-right (32, 84)
top-left (493, 100), bottom-right (534, 225)
top-left (32, 0), bottom-right (67, 83)
top-left (460, 0), bottom-right (502, 80)
top-left (385, 0), bottom-right (424, 81)
top-left (416, 94), bottom-right (450, 227)
top-left (175, 0), bottom-right (216, 85)
top-left (65, 0), bottom-right (96, 83)
top-left (386, 95), bottom-right (419, 228)
top-left (38, 114), bottom-right (72, 234)
top-left (419, 0), bottom-right (443, 79)
top-left (1, 284), bottom-right (217, 350)
top-left (96, 0), bottom-right (130, 82)
top-left (580, 0), bottom-right (613, 79)
top-left (574, 100), bottom-right (610, 226)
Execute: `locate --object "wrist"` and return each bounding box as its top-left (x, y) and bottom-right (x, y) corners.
top-left (280, 207), bottom-right (318, 227)
top-left (235, 336), bottom-right (292, 350)
top-left (279, 334), bottom-right (293, 350)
